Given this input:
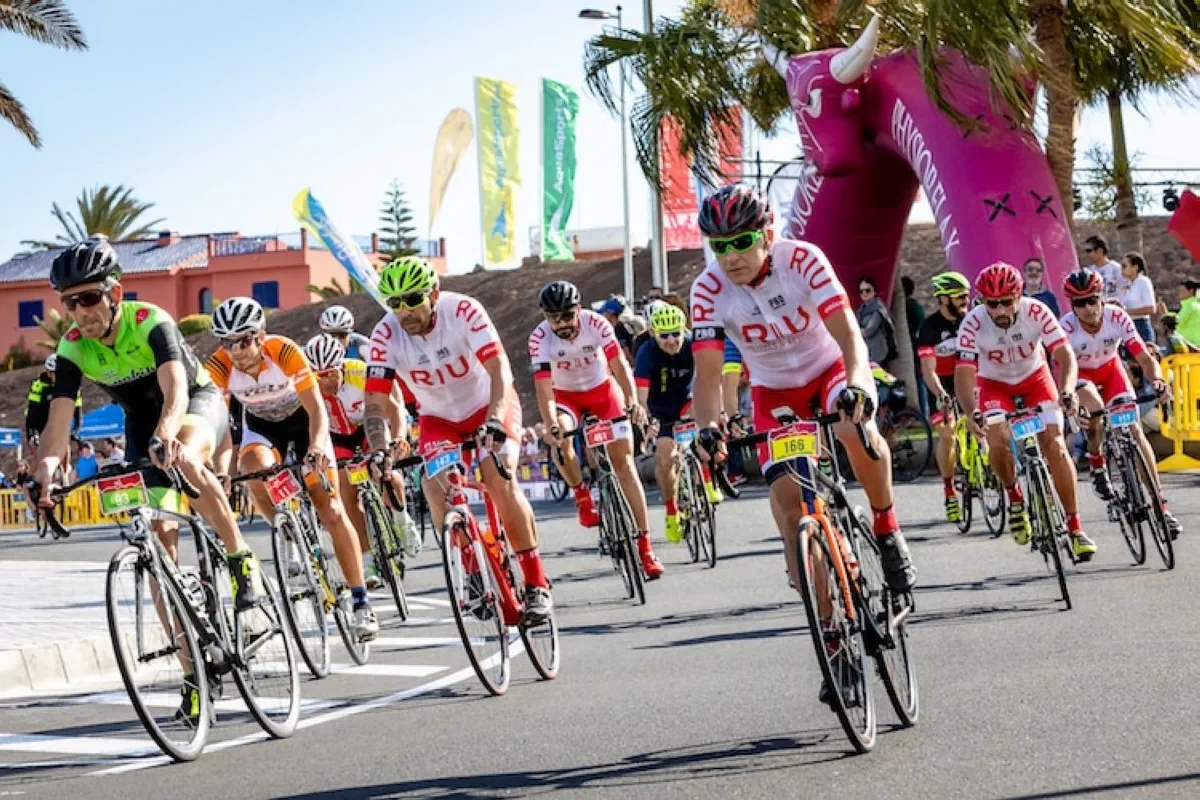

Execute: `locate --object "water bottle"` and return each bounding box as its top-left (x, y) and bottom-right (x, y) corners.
top-left (817, 453), bottom-right (834, 480)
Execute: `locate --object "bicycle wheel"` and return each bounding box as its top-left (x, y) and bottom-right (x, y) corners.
top-left (547, 458), bottom-right (570, 503)
top-left (849, 510), bottom-right (918, 726)
top-left (981, 460), bottom-right (1006, 538)
top-left (365, 488), bottom-right (409, 621)
top-left (883, 409), bottom-right (933, 483)
top-left (509, 556), bottom-right (561, 681)
top-left (678, 466), bottom-right (700, 564)
top-left (603, 482), bottom-right (646, 605)
top-left (322, 545), bottom-right (371, 666)
top-left (688, 456), bottom-right (717, 568)
top-left (1107, 444), bottom-right (1146, 565)
top-left (442, 513), bottom-right (510, 695)
top-left (1131, 443), bottom-right (1174, 570)
top-left (952, 460), bottom-right (973, 535)
top-left (107, 546), bottom-right (210, 761)
top-left (792, 519), bottom-right (876, 753)
top-left (1029, 465), bottom-right (1071, 610)
top-left (271, 517), bottom-right (330, 678)
top-left (211, 553), bottom-right (300, 738)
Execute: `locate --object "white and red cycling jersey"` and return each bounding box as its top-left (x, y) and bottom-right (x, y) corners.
top-left (955, 297), bottom-right (1067, 384)
top-left (364, 291), bottom-right (502, 424)
top-left (528, 310), bottom-right (620, 392)
top-left (689, 239), bottom-right (849, 390)
top-left (1060, 305), bottom-right (1145, 403)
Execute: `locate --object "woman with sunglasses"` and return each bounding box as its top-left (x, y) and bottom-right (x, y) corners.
top-left (1059, 270), bottom-right (1180, 538)
top-left (363, 257), bottom-right (554, 624)
top-left (688, 183), bottom-right (917, 603)
top-left (529, 280), bottom-right (665, 580)
top-left (634, 303), bottom-right (723, 545)
top-left (207, 297), bottom-right (379, 641)
top-left (954, 262), bottom-right (1097, 560)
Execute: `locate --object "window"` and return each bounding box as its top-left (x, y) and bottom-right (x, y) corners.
top-left (124, 291), bottom-right (138, 301)
top-left (18, 300), bottom-right (43, 328)
top-left (251, 281), bottom-right (279, 309)
top-left (198, 288), bottom-right (213, 314)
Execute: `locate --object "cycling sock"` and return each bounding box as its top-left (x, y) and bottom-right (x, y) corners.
top-left (665, 499), bottom-right (677, 515)
top-left (871, 506), bottom-right (898, 536)
top-left (942, 477), bottom-right (955, 498)
top-left (1066, 512), bottom-right (1082, 533)
top-left (573, 484), bottom-right (591, 503)
top-left (517, 548), bottom-right (550, 588)
top-left (1006, 484), bottom-right (1024, 504)
top-left (1087, 453), bottom-right (1105, 471)
top-left (351, 586), bottom-right (368, 605)
top-left (700, 464), bottom-right (714, 483)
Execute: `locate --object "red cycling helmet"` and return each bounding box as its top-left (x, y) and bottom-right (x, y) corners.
top-left (698, 183), bottom-right (774, 237)
top-left (1062, 268), bottom-right (1103, 299)
top-left (974, 261), bottom-right (1024, 299)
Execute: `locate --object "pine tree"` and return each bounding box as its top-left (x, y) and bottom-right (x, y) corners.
top-left (378, 180), bottom-right (420, 261)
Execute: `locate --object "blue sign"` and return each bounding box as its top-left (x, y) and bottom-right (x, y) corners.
top-left (0, 428), bottom-right (20, 448)
top-left (79, 404), bottom-right (125, 438)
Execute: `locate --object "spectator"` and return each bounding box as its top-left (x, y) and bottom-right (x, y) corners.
top-left (595, 295), bottom-right (646, 362)
top-left (900, 276), bottom-right (926, 349)
top-left (98, 437), bottom-right (126, 467)
top-left (855, 277), bottom-right (897, 366)
top-left (1022, 258), bottom-right (1061, 317)
top-left (1082, 235), bottom-right (1125, 301)
top-left (75, 442), bottom-right (98, 479)
top-left (1118, 251), bottom-right (1156, 343)
top-left (1162, 313), bottom-right (1194, 354)
top-left (1174, 277), bottom-right (1200, 350)
top-left (645, 286), bottom-right (664, 302)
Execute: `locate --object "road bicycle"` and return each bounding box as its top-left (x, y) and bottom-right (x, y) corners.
top-left (948, 404), bottom-right (1006, 536)
top-left (339, 454), bottom-right (411, 620)
top-left (665, 417), bottom-right (717, 568)
top-left (875, 379), bottom-right (933, 483)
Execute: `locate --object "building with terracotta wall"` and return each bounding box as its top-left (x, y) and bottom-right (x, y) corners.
top-left (0, 230), bottom-right (447, 357)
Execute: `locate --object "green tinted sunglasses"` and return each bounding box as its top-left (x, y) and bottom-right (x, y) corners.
top-left (708, 230), bottom-right (763, 256)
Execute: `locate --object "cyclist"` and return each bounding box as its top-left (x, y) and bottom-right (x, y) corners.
top-left (304, 334), bottom-right (420, 567)
top-left (25, 354), bottom-right (82, 452)
top-left (1058, 269), bottom-right (1181, 537)
top-left (31, 240), bottom-right (264, 718)
top-left (916, 270), bottom-right (971, 522)
top-left (319, 305), bottom-right (373, 361)
top-left (954, 262), bottom-right (1098, 560)
top-left (362, 257), bottom-right (554, 623)
top-left (634, 302), bottom-right (722, 544)
top-left (689, 183), bottom-right (917, 595)
top-left (531, 280), bottom-right (664, 579)
top-left (206, 297), bottom-right (378, 640)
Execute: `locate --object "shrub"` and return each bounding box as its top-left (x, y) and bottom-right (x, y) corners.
top-left (178, 314), bottom-right (212, 336)
top-left (1, 338), bottom-right (37, 372)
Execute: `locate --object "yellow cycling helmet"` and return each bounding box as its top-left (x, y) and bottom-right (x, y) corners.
top-left (378, 256), bottom-right (437, 297)
top-left (649, 304), bottom-right (687, 334)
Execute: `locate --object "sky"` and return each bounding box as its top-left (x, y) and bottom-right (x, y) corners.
top-left (2, 0), bottom-right (1199, 275)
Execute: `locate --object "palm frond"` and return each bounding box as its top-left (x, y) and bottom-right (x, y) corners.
top-left (0, 0), bottom-right (87, 50)
top-left (0, 78), bottom-right (39, 147)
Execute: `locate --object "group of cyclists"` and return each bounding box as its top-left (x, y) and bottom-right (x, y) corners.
top-left (20, 178), bottom-right (1181, 739)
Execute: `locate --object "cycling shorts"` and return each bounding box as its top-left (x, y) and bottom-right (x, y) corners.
top-left (652, 401), bottom-right (693, 439)
top-left (331, 427), bottom-right (368, 461)
top-left (977, 363), bottom-right (1063, 428)
top-left (417, 401), bottom-right (521, 465)
top-left (241, 406), bottom-right (338, 494)
top-left (553, 378), bottom-right (632, 442)
top-left (125, 385), bottom-right (228, 492)
top-left (1077, 358), bottom-right (1134, 406)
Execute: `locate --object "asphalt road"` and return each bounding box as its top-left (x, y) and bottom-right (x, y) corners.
top-left (2, 475), bottom-right (1199, 799)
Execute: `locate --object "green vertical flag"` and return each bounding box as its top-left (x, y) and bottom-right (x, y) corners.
top-left (542, 78), bottom-right (580, 262)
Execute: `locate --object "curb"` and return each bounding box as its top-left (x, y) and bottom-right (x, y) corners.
top-left (0, 635), bottom-right (120, 699)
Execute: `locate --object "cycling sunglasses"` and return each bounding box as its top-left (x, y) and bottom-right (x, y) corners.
top-left (1071, 296), bottom-right (1101, 309)
top-left (656, 331), bottom-right (682, 340)
top-left (544, 309), bottom-right (579, 323)
top-left (222, 334), bottom-right (258, 350)
top-left (62, 289), bottom-right (108, 311)
top-left (708, 230), bottom-right (763, 256)
top-left (984, 297), bottom-right (1016, 309)
top-left (386, 291), bottom-right (431, 310)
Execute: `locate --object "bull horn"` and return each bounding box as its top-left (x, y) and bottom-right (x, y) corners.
top-left (760, 42), bottom-right (791, 80)
top-left (830, 14), bottom-right (881, 85)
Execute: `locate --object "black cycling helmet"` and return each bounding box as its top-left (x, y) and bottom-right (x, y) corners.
top-left (538, 280), bottom-right (581, 313)
top-left (698, 183), bottom-right (774, 237)
top-left (50, 239), bottom-right (121, 292)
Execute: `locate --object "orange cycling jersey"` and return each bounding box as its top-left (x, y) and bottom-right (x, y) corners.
top-left (206, 335), bottom-right (316, 422)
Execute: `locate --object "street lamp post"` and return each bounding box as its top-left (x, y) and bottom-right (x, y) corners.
top-left (580, 7), bottom-right (634, 303)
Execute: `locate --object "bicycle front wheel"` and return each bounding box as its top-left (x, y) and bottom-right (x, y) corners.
top-left (271, 517), bottom-right (330, 678)
top-left (442, 514), bottom-right (510, 695)
top-left (678, 465), bottom-right (700, 564)
top-left (980, 461), bottom-right (1006, 538)
top-left (883, 408), bottom-right (933, 483)
top-left (365, 488), bottom-right (409, 621)
top-left (953, 460), bottom-right (973, 535)
top-left (1108, 446), bottom-right (1146, 565)
top-left (107, 546), bottom-right (210, 761)
top-left (321, 544), bottom-right (371, 666)
top-left (1029, 464), bottom-right (1071, 610)
top-left (602, 481), bottom-right (645, 605)
top-left (687, 456), bottom-right (717, 568)
top-left (1131, 443), bottom-right (1174, 570)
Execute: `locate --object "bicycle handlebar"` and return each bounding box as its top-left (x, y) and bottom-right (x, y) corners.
top-left (725, 412), bottom-right (880, 461)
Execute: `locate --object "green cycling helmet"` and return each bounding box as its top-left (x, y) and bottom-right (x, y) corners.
top-left (378, 256), bottom-right (437, 297)
top-left (649, 303), bottom-right (687, 334)
top-left (932, 270), bottom-right (970, 296)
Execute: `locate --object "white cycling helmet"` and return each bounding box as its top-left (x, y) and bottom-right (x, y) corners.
top-left (44, 353), bottom-right (57, 372)
top-left (212, 297), bottom-right (265, 338)
top-left (304, 334), bottom-right (345, 371)
top-left (319, 305), bottom-right (355, 334)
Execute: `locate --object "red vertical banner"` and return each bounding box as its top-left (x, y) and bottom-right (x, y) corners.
top-left (1168, 188), bottom-right (1200, 262)
top-left (659, 109), bottom-right (744, 252)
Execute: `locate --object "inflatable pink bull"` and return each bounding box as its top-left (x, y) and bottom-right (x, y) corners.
top-left (763, 17), bottom-right (1075, 308)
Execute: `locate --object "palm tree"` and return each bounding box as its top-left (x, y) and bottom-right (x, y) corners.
top-left (0, 1), bottom-right (87, 148)
top-left (21, 184), bottom-right (165, 249)
top-left (305, 277), bottom-right (353, 300)
top-left (34, 308), bottom-right (71, 351)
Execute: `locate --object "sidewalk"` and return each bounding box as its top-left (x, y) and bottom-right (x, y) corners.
top-left (0, 559), bottom-right (117, 698)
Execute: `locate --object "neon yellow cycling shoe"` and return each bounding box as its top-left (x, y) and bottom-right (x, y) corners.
top-left (1071, 531), bottom-right (1098, 561)
top-left (944, 497), bottom-right (962, 523)
top-left (1008, 501), bottom-right (1031, 545)
top-left (704, 481), bottom-right (723, 506)
top-left (664, 514), bottom-right (683, 543)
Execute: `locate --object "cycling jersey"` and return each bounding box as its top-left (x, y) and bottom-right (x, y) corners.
top-left (1059, 306), bottom-right (1146, 370)
top-left (956, 298), bottom-right (1067, 384)
top-left (634, 335), bottom-right (694, 416)
top-left (26, 374), bottom-right (82, 434)
top-left (205, 336), bottom-right (315, 423)
top-left (529, 310), bottom-right (620, 392)
top-left (690, 238), bottom-right (848, 390)
top-left (323, 358), bottom-right (367, 435)
top-left (916, 311), bottom-right (962, 378)
top-left (364, 291), bottom-right (502, 424)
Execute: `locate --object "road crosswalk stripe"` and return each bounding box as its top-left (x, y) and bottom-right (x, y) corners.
top-left (331, 663), bottom-right (446, 678)
top-left (371, 636), bottom-right (461, 649)
top-left (0, 733), bottom-right (159, 758)
top-left (65, 691), bottom-right (341, 715)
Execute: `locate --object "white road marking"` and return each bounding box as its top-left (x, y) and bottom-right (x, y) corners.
top-left (0, 733), bottom-right (158, 758)
top-left (330, 663), bottom-right (446, 678)
top-left (371, 636), bottom-right (461, 649)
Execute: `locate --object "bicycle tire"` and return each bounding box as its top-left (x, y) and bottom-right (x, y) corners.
top-left (793, 519), bottom-right (876, 753)
top-left (271, 516), bottom-right (330, 678)
top-left (441, 514), bottom-right (510, 695)
top-left (1131, 443), bottom-right (1174, 570)
top-left (679, 466), bottom-right (700, 564)
top-left (981, 461), bottom-right (1006, 538)
top-left (328, 563), bottom-right (371, 667)
top-left (1107, 442), bottom-right (1146, 565)
top-left (688, 455), bottom-right (717, 568)
top-left (953, 460), bottom-right (973, 534)
top-left (107, 546), bottom-right (210, 761)
top-left (602, 479), bottom-right (646, 604)
top-left (614, 484), bottom-right (647, 605)
top-left (370, 488), bottom-right (410, 620)
top-left (1029, 463), bottom-right (1071, 610)
top-left (884, 408), bottom-right (933, 484)
top-left (513, 549), bottom-right (560, 681)
top-left (547, 457), bottom-right (570, 503)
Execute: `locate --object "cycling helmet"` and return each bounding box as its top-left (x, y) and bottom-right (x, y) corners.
top-left (649, 304), bottom-right (687, 334)
top-left (538, 281), bottom-right (581, 313)
top-left (319, 305), bottom-right (355, 333)
top-left (50, 239), bottom-right (120, 292)
top-left (304, 333), bottom-right (345, 371)
top-left (932, 271), bottom-right (970, 296)
top-left (974, 261), bottom-right (1023, 299)
top-left (698, 183), bottom-right (774, 237)
top-left (1063, 268), bottom-right (1103, 299)
top-left (44, 354), bottom-right (57, 373)
top-left (211, 297), bottom-right (266, 338)
top-left (595, 296), bottom-right (626, 316)
top-left (378, 256), bottom-right (437, 297)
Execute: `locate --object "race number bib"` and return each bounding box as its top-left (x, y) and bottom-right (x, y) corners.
top-left (673, 420), bottom-right (698, 446)
top-left (346, 461), bottom-right (371, 485)
top-left (265, 469), bottom-right (303, 506)
top-left (1010, 413), bottom-right (1045, 441)
top-left (425, 445), bottom-right (463, 478)
top-left (97, 472), bottom-right (149, 515)
top-left (768, 421), bottom-right (819, 462)
top-left (584, 420), bottom-right (616, 448)
top-left (1109, 403), bottom-right (1138, 429)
